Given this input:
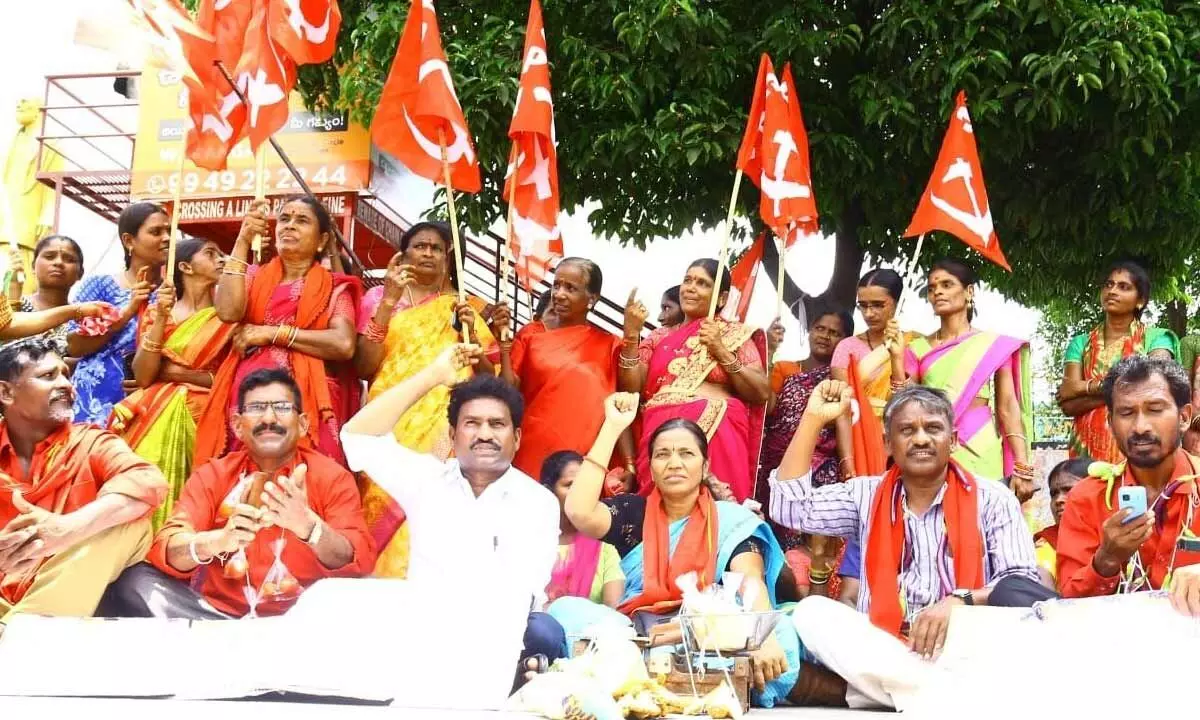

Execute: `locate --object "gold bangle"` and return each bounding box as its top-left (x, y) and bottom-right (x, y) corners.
top-left (618, 353), bottom-right (640, 369)
top-left (720, 357), bottom-right (744, 374)
top-left (287, 325), bottom-right (299, 348)
top-left (140, 338), bottom-right (164, 353)
top-left (224, 256), bottom-right (249, 271)
top-left (582, 455), bottom-right (608, 473)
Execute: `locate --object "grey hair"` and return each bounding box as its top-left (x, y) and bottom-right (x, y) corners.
top-left (882, 385), bottom-right (955, 433)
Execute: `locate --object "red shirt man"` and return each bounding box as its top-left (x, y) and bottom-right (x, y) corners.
top-left (0, 340), bottom-right (165, 621)
top-left (1057, 356), bottom-right (1200, 599)
top-left (133, 368), bottom-right (374, 617)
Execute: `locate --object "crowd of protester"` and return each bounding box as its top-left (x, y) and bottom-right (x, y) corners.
top-left (0, 199), bottom-right (1199, 709)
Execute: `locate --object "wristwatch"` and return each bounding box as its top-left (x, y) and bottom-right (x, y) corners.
top-left (950, 589), bottom-right (975, 606)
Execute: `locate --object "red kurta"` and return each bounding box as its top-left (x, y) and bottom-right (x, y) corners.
top-left (0, 422), bottom-right (167, 604)
top-left (149, 447), bottom-right (375, 616)
top-left (1057, 450), bottom-right (1200, 598)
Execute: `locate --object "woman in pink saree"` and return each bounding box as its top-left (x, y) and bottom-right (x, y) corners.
top-left (618, 259), bottom-right (770, 502)
top-left (195, 196), bottom-right (361, 468)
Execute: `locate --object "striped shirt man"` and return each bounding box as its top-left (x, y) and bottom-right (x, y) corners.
top-left (768, 468), bottom-right (1039, 624)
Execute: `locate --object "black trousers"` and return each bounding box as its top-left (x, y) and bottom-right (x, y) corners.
top-left (987, 574), bottom-right (1058, 608)
top-left (97, 563), bottom-right (232, 620)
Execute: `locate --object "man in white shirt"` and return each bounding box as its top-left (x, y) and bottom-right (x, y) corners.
top-left (341, 344), bottom-right (564, 680)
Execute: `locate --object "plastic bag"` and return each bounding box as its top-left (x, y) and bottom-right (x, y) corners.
top-left (259, 537), bottom-right (300, 601)
top-left (223, 547), bottom-right (249, 580)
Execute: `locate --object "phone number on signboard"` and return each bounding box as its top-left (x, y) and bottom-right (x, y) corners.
top-left (143, 165), bottom-right (351, 195)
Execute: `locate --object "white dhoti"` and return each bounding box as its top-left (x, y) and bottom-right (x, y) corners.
top-left (791, 596), bottom-right (933, 710)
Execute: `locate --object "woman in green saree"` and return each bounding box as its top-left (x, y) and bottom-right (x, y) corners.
top-left (109, 238), bottom-right (234, 530)
top-left (1055, 261), bottom-right (1177, 464)
top-left (901, 258), bottom-right (1035, 501)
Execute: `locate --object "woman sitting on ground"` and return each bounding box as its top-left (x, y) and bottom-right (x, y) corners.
top-left (541, 450), bottom-right (624, 609)
top-left (554, 393), bottom-right (837, 708)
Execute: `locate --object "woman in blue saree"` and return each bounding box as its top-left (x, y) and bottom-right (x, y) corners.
top-left (554, 392), bottom-right (843, 707)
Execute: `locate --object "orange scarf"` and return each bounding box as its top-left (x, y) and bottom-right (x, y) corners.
top-left (194, 259), bottom-right (351, 466)
top-left (618, 486), bottom-right (719, 616)
top-left (864, 461), bottom-right (983, 637)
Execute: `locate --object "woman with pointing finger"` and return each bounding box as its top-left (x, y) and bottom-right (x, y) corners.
top-left (618, 258), bottom-right (769, 502)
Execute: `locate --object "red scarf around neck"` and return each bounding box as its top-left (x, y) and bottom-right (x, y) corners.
top-left (864, 460), bottom-right (983, 637)
top-left (618, 485), bottom-right (719, 616)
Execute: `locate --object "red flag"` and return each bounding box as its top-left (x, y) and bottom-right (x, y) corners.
top-left (187, 0), bottom-right (254, 170)
top-left (128, 0), bottom-right (221, 164)
top-left (736, 58), bottom-right (817, 244)
top-left (269, 0), bottom-right (341, 65)
top-left (721, 233), bottom-right (764, 323)
top-left (904, 91), bottom-right (1009, 271)
top-left (504, 0), bottom-right (561, 291)
top-left (735, 54), bottom-right (772, 180)
top-left (373, 0), bottom-right (481, 193)
top-left (233, 2), bottom-right (298, 154)
top-left (847, 357), bottom-right (887, 476)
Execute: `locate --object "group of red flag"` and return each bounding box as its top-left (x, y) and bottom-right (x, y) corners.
top-left (128, 0), bottom-right (341, 170)
top-left (723, 56), bottom-right (1008, 324)
top-left (370, 0), bottom-right (563, 292)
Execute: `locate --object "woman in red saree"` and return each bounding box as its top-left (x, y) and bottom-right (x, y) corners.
top-left (195, 196), bottom-right (361, 468)
top-left (618, 258), bottom-right (770, 502)
top-left (109, 238), bottom-right (234, 530)
top-left (492, 257), bottom-right (634, 480)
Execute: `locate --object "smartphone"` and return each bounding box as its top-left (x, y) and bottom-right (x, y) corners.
top-left (1118, 486), bottom-right (1147, 524)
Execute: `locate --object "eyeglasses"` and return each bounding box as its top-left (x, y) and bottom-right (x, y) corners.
top-left (240, 401), bottom-right (297, 417)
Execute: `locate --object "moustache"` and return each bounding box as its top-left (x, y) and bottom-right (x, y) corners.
top-left (50, 390), bottom-right (74, 404)
top-left (1126, 432), bottom-right (1161, 447)
top-left (471, 440), bottom-right (501, 451)
top-left (253, 423), bottom-right (287, 437)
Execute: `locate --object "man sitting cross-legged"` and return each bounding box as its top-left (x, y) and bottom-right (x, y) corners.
top-left (0, 338), bottom-right (166, 631)
top-left (101, 368), bottom-right (374, 618)
top-left (768, 382), bottom-right (1048, 710)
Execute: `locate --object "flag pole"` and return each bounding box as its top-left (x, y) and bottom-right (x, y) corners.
top-left (212, 61), bottom-right (365, 276)
top-left (250, 145), bottom-right (268, 264)
top-left (166, 137), bottom-right (188, 285)
top-left (775, 232), bottom-right (787, 317)
top-left (707, 168), bottom-right (745, 319)
top-left (896, 233), bottom-right (926, 316)
top-left (438, 126), bottom-right (471, 344)
top-left (501, 145), bottom-right (518, 342)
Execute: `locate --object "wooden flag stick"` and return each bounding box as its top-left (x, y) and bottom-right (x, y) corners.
top-left (707, 168), bottom-right (745, 319)
top-left (438, 126), bottom-right (470, 344)
top-left (896, 233), bottom-right (926, 317)
top-left (775, 232), bottom-right (787, 317)
top-left (501, 144), bottom-right (518, 341)
top-left (250, 145), bottom-right (268, 264)
top-left (166, 137), bottom-right (188, 284)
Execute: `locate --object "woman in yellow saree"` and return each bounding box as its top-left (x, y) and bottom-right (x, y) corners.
top-left (353, 221), bottom-right (497, 578)
top-left (109, 238), bottom-right (234, 530)
top-left (901, 259), bottom-right (1036, 502)
top-left (830, 268), bottom-right (917, 421)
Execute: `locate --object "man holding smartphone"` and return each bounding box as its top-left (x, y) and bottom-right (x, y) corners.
top-left (1056, 354), bottom-right (1200, 607)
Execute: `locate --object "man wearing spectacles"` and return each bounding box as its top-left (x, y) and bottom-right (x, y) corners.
top-left (99, 368), bottom-right (375, 618)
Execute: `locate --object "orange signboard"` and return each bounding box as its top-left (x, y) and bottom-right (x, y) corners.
top-left (131, 69), bottom-right (370, 199)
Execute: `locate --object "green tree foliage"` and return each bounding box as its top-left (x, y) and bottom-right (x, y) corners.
top-left (298, 0), bottom-right (1200, 315)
